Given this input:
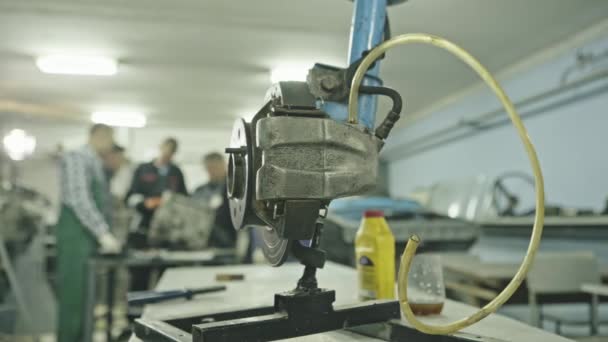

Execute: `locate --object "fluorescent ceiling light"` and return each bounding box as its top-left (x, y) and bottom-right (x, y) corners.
top-left (91, 111), bottom-right (147, 128)
top-left (3, 129), bottom-right (36, 161)
top-left (36, 55), bottom-right (118, 76)
top-left (270, 65), bottom-right (310, 83)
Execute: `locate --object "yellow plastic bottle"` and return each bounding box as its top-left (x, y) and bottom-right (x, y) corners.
top-left (355, 210), bottom-right (395, 300)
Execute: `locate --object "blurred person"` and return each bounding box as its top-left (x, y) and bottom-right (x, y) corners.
top-left (55, 124), bottom-right (121, 342)
top-left (104, 143), bottom-right (135, 244)
top-left (192, 152), bottom-right (237, 248)
top-left (104, 143), bottom-right (133, 199)
top-left (126, 137), bottom-right (187, 234)
top-left (125, 137), bottom-right (187, 290)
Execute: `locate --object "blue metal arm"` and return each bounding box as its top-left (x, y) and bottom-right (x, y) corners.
top-left (322, 0), bottom-right (387, 130)
top-left (348, 0), bottom-right (387, 129)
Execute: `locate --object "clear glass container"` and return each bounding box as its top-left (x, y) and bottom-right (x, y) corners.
top-left (407, 253), bottom-right (445, 315)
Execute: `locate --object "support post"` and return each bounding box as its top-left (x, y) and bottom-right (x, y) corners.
top-left (348, 0), bottom-right (387, 129)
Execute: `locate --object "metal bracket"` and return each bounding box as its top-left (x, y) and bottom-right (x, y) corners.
top-left (276, 200), bottom-right (320, 240)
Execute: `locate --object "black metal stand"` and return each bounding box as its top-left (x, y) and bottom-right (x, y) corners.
top-left (386, 320), bottom-right (476, 342)
top-left (135, 289), bottom-right (399, 341)
top-left (199, 290), bottom-right (398, 341)
top-left (134, 220), bottom-right (401, 341)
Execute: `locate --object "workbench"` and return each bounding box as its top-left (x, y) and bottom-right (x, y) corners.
top-left (474, 216), bottom-right (608, 267)
top-left (440, 252), bottom-right (608, 309)
top-left (443, 215), bottom-right (608, 307)
top-left (581, 283), bottom-right (608, 335)
top-left (87, 248), bottom-right (236, 342)
top-left (442, 253), bottom-right (608, 287)
top-left (129, 262), bottom-right (571, 341)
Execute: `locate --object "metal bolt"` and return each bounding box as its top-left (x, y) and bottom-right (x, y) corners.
top-left (321, 77), bottom-right (338, 91)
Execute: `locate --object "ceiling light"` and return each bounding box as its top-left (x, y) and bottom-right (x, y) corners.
top-left (447, 203), bottom-right (461, 219)
top-left (270, 65), bottom-right (310, 83)
top-left (3, 129), bottom-right (36, 161)
top-left (36, 55), bottom-right (118, 76)
top-left (91, 111), bottom-right (147, 128)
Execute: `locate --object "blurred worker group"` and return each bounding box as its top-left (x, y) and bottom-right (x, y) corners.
top-left (55, 124), bottom-right (237, 342)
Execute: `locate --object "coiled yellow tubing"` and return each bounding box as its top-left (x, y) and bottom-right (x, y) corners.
top-left (348, 33), bottom-right (545, 335)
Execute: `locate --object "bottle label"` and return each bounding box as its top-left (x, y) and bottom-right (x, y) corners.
top-left (358, 255), bottom-right (376, 300)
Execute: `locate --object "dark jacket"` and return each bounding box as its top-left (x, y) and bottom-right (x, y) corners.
top-left (193, 182), bottom-right (236, 248)
top-left (126, 161), bottom-right (187, 229)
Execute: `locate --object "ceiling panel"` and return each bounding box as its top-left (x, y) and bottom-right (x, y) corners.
top-left (0, 0), bottom-right (607, 129)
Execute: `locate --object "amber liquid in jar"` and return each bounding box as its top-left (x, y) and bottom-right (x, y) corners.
top-left (410, 302), bottom-right (444, 316)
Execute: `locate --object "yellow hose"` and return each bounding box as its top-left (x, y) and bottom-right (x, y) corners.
top-left (348, 33), bottom-right (545, 335)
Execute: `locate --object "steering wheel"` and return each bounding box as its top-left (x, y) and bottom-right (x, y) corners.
top-left (492, 171), bottom-right (535, 216)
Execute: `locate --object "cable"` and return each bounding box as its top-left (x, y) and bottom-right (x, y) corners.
top-left (359, 85), bottom-right (402, 114)
top-left (359, 85), bottom-right (402, 139)
top-left (348, 33), bottom-right (545, 335)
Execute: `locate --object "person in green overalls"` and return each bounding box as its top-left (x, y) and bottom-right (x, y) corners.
top-left (56, 123), bottom-right (122, 342)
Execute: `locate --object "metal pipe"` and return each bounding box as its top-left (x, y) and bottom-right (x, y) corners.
top-left (391, 81), bottom-right (608, 160)
top-left (560, 49), bottom-right (608, 84)
top-left (347, 0), bottom-right (387, 129)
top-left (383, 69), bottom-right (608, 161)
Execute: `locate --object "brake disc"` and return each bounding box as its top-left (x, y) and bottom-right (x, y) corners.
top-left (260, 226), bottom-right (290, 266)
top-left (226, 118), bottom-right (254, 229)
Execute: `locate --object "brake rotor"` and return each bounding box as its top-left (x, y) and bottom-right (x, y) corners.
top-left (226, 116), bottom-right (290, 267)
top-left (260, 226), bottom-right (290, 266)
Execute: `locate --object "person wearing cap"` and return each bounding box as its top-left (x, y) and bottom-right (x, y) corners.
top-left (56, 123), bottom-right (121, 342)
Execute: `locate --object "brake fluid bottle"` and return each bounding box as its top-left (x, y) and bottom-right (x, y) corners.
top-left (355, 210), bottom-right (395, 300)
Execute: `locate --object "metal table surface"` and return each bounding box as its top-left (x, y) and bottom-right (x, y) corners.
top-left (478, 216), bottom-right (608, 227)
top-left (129, 262), bottom-right (571, 342)
top-left (95, 248), bottom-right (237, 267)
top-left (441, 253), bottom-right (608, 285)
top-left (581, 283), bottom-right (608, 335)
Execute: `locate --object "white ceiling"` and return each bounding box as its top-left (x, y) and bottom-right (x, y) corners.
top-left (1, 0), bottom-right (608, 129)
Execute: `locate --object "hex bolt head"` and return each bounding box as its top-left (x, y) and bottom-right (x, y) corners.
top-left (321, 77), bottom-right (339, 91)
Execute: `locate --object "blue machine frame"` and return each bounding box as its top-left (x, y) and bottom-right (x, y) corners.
top-left (322, 0), bottom-right (387, 130)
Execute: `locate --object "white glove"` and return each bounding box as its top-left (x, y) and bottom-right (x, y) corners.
top-left (98, 232), bottom-right (121, 254)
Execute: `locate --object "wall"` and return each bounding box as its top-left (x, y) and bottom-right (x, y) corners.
top-left (384, 24), bottom-right (608, 211)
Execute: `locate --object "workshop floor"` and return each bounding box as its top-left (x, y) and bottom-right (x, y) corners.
top-left (2, 303), bottom-right (130, 342)
top-left (4, 334), bottom-right (109, 342)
